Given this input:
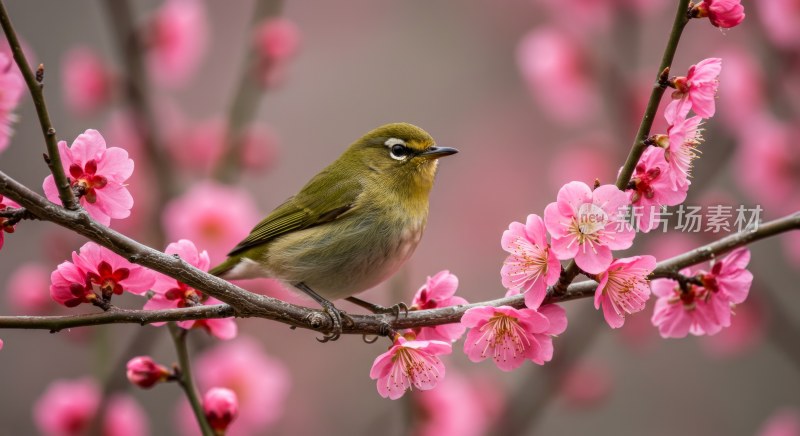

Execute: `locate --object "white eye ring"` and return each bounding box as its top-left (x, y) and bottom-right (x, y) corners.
top-left (385, 138), bottom-right (409, 161)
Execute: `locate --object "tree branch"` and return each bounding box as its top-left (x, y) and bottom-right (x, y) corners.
top-left (0, 0), bottom-right (77, 210)
top-left (169, 324), bottom-right (214, 436)
top-left (1, 166), bottom-right (796, 335)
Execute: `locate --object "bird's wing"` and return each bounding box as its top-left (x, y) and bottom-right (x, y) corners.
top-left (227, 169), bottom-right (363, 257)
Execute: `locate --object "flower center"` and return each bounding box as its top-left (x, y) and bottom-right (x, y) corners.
top-left (630, 164), bottom-right (662, 203)
top-left (505, 236), bottom-right (549, 287)
top-left (69, 160), bottom-right (107, 204)
top-left (164, 282), bottom-right (203, 307)
top-left (477, 314), bottom-right (531, 362)
top-left (86, 260), bottom-right (130, 297)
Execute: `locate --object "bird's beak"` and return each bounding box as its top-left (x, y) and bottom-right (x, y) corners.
top-left (419, 146), bottom-right (459, 160)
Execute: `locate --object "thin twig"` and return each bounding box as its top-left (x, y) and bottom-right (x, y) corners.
top-left (0, 0), bottom-right (77, 209)
top-left (169, 324), bottom-right (214, 436)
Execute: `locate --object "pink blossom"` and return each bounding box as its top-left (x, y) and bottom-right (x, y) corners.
top-left (594, 256), bottom-right (656, 328)
top-left (559, 361), bottom-right (613, 409)
top-left (756, 0), bottom-right (800, 50)
top-left (162, 182), bottom-right (260, 263)
top-left (409, 270), bottom-right (468, 342)
top-left (43, 129), bottom-right (134, 226)
top-left (461, 304), bottom-right (567, 371)
top-left (501, 214), bottom-right (561, 309)
top-left (757, 408), bottom-right (800, 436)
top-left (203, 388), bottom-right (239, 434)
top-left (146, 0), bottom-right (208, 88)
top-left (695, 0), bottom-right (745, 29)
top-left (370, 334), bottom-right (452, 399)
top-left (669, 58), bottom-right (722, 118)
top-left (651, 249), bottom-right (751, 338)
top-left (516, 27), bottom-right (596, 124)
top-left (61, 46), bottom-right (114, 115)
top-left (0, 53), bottom-right (24, 153)
top-left (104, 394), bottom-right (150, 436)
top-left (164, 116), bottom-right (225, 174)
top-left (193, 337), bottom-right (290, 434)
top-left (411, 371), bottom-right (504, 436)
top-left (717, 49), bottom-right (764, 131)
top-left (33, 377), bottom-right (100, 436)
top-left (627, 147), bottom-right (688, 232)
top-left (50, 241), bottom-right (154, 307)
top-left (660, 101), bottom-right (704, 190)
top-left (0, 194), bottom-right (20, 250)
top-left (543, 181), bottom-right (635, 274)
top-left (0, 338), bottom-right (3, 350)
top-left (145, 239), bottom-right (237, 339)
top-left (127, 356), bottom-right (172, 388)
top-left (254, 18), bottom-right (301, 64)
top-left (240, 122), bottom-right (279, 172)
top-left (6, 262), bottom-right (57, 314)
top-left (735, 117), bottom-right (800, 216)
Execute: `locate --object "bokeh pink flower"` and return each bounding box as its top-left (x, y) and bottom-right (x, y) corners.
top-left (370, 334), bottom-right (452, 400)
top-left (756, 0), bottom-right (800, 50)
top-left (146, 0), bottom-right (208, 88)
top-left (6, 262), bottom-right (54, 314)
top-left (594, 255), bottom-right (656, 328)
top-left (0, 53), bottom-right (24, 153)
top-left (127, 356), bottom-right (172, 389)
top-left (544, 181), bottom-right (634, 274)
top-left (203, 388), bottom-right (239, 435)
top-left (501, 214), bottom-right (560, 309)
top-left (162, 181), bottom-right (260, 264)
top-left (61, 46), bottom-right (115, 115)
top-left (410, 270), bottom-right (468, 343)
top-left (145, 239), bottom-right (237, 339)
top-left (43, 129), bottom-right (135, 226)
top-left (461, 304), bottom-right (567, 371)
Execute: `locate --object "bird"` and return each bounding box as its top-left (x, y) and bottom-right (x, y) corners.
top-left (209, 122), bottom-right (458, 341)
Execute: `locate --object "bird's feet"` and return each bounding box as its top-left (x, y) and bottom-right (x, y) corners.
top-left (345, 297), bottom-right (409, 319)
top-left (295, 283), bottom-right (353, 342)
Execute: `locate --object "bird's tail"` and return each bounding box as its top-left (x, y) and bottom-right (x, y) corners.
top-left (208, 256), bottom-right (240, 277)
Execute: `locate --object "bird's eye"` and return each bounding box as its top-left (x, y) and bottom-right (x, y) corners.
top-left (389, 144), bottom-right (410, 160)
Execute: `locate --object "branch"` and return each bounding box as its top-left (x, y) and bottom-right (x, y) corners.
top-left (169, 324), bottom-right (214, 436)
top-left (0, 166), bottom-right (796, 335)
top-left (0, 0), bottom-right (77, 210)
top-left (554, 0), bottom-right (692, 293)
top-left (214, 0), bottom-right (284, 183)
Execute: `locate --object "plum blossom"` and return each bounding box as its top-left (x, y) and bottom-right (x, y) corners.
top-left (240, 122), bottom-right (280, 172)
top-left (757, 408), bottom-right (800, 436)
top-left (461, 304), bottom-right (567, 371)
top-left (0, 53), bottom-right (24, 153)
top-left (61, 46), bottom-right (115, 115)
top-left (559, 361), bottom-right (613, 409)
top-left (370, 334), bottom-right (452, 400)
top-left (516, 27), bottom-right (596, 124)
top-left (6, 262), bottom-right (55, 314)
top-left (693, 0), bottom-right (745, 29)
top-left (651, 248), bottom-right (752, 338)
top-left (203, 388), bottom-right (239, 435)
top-left (627, 147), bottom-right (688, 232)
top-left (0, 195), bottom-right (20, 250)
top-left (657, 101), bottom-right (704, 190)
top-left (756, 0), bottom-right (800, 50)
top-left (146, 0), bottom-right (208, 88)
top-left (410, 270), bottom-right (468, 342)
top-left (43, 129), bottom-right (134, 226)
top-left (544, 181), bottom-right (634, 274)
top-left (190, 337), bottom-right (290, 435)
top-left (501, 214), bottom-right (561, 309)
top-left (126, 356), bottom-right (172, 389)
top-left (594, 256), bottom-right (656, 328)
top-left (162, 182), bottom-right (260, 263)
top-left (668, 58), bottom-right (722, 118)
top-left (50, 241), bottom-right (155, 307)
top-left (145, 239), bottom-right (237, 339)
top-left (33, 377), bottom-right (148, 436)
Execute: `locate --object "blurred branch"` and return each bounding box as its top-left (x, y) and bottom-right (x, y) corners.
top-left (554, 0), bottom-right (692, 293)
top-left (0, 0), bottom-right (77, 210)
top-left (102, 0), bottom-right (172, 240)
top-left (1, 168), bottom-right (797, 335)
top-left (169, 324), bottom-right (214, 436)
top-left (214, 0), bottom-right (284, 183)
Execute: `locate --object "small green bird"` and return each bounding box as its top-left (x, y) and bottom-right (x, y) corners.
top-left (209, 123), bottom-right (457, 341)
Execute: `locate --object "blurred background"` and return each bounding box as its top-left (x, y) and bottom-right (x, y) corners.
top-left (1, 0), bottom-right (799, 434)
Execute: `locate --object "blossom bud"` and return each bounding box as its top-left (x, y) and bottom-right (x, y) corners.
top-left (203, 387), bottom-right (239, 434)
top-left (126, 356), bottom-right (171, 388)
